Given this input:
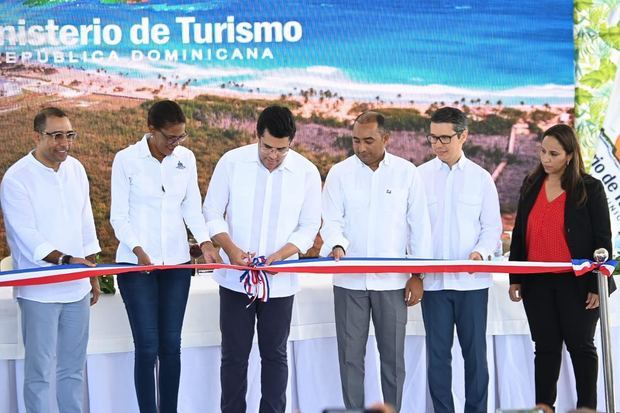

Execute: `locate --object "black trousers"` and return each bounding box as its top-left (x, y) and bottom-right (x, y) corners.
top-left (522, 277), bottom-right (599, 409)
top-left (219, 286), bottom-right (294, 413)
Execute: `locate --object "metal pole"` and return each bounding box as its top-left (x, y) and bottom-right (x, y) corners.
top-left (594, 248), bottom-right (615, 413)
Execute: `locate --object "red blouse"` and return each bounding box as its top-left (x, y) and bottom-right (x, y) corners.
top-left (526, 181), bottom-right (572, 262)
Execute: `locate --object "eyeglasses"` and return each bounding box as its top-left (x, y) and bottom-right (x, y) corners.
top-left (158, 129), bottom-right (188, 145)
top-left (259, 139), bottom-right (290, 155)
top-left (426, 132), bottom-right (460, 144)
top-left (40, 131), bottom-right (78, 141)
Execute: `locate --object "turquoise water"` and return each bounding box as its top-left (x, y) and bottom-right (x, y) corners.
top-left (0, 0), bottom-right (574, 103)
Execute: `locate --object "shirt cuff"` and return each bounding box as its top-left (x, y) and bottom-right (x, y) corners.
top-left (194, 233), bottom-right (211, 245)
top-left (473, 246), bottom-right (491, 261)
top-left (83, 242), bottom-right (102, 258)
top-left (208, 220), bottom-right (229, 238)
top-left (33, 242), bottom-right (55, 262)
top-left (319, 237), bottom-right (350, 257)
top-left (287, 233), bottom-right (314, 255)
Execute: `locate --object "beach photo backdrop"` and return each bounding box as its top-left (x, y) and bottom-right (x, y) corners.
top-left (0, 0), bottom-right (575, 262)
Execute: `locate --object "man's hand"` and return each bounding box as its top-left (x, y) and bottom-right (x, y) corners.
top-left (508, 284), bottom-right (522, 302)
top-left (405, 275), bottom-right (424, 306)
top-left (89, 277), bottom-right (101, 306)
top-left (225, 246), bottom-right (255, 266)
top-left (265, 243), bottom-right (300, 266)
top-left (69, 256), bottom-right (96, 267)
top-left (467, 251), bottom-right (483, 275)
top-left (468, 251), bottom-right (483, 261)
top-left (200, 241), bottom-right (222, 264)
top-left (328, 246), bottom-right (346, 262)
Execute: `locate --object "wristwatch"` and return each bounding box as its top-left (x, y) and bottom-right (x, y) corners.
top-left (59, 254), bottom-right (72, 265)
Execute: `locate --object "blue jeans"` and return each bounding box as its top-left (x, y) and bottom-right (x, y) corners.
top-left (18, 294), bottom-right (90, 413)
top-left (118, 267), bottom-right (192, 413)
top-left (421, 288), bottom-right (489, 413)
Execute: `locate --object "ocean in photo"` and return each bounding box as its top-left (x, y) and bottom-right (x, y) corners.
top-left (0, 0), bottom-right (574, 103)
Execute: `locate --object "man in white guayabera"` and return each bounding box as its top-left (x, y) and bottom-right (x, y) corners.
top-left (0, 107), bottom-right (101, 413)
top-left (204, 105), bottom-right (321, 413)
top-left (321, 111), bottom-right (432, 412)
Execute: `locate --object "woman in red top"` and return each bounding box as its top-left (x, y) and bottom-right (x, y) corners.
top-left (508, 124), bottom-right (615, 410)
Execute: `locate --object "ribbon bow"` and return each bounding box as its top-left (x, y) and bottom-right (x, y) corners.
top-left (239, 256), bottom-right (271, 307)
top-left (572, 259), bottom-right (618, 277)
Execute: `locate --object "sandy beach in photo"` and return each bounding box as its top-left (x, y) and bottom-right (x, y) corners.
top-left (0, 59), bottom-right (572, 126)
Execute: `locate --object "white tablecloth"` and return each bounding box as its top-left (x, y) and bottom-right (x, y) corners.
top-left (0, 274), bottom-right (618, 412)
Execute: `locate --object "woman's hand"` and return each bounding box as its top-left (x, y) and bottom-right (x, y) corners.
top-left (585, 292), bottom-right (599, 310)
top-left (509, 284), bottom-right (522, 302)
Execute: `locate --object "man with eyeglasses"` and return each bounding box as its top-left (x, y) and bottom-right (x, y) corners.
top-left (320, 111), bottom-right (432, 412)
top-left (203, 105), bottom-right (321, 413)
top-left (418, 107), bottom-right (502, 413)
top-left (0, 107), bottom-right (101, 413)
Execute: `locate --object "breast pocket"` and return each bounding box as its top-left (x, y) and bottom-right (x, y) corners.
top-left (166, 169), bottom-right (189, 200)
top-left (457, 194), bottom-right (482, 246)
top-left (457, 194), bottom-right (482, 219)
top-left (381, 188), bottom-right (408, 216)
top-left (345, 190), bottom-right (368, 212)
top-left (130, 171), bottom-right (160, 199)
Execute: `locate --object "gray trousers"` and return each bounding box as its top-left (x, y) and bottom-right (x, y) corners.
top-left (334, 286), bottom-right (407, 412)
top-left (18, 294), bottom-right (90, 413)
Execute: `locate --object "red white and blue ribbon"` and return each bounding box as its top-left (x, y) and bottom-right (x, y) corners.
top-left (572, 259), bottom-right (618, 277)
top-left (0, 257), bottom-right (616, 304)
top-left (239, 256), bottom-right (270, 307)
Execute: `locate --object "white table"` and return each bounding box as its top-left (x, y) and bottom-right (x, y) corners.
top-left (0, 274), bottom-right (618, 413)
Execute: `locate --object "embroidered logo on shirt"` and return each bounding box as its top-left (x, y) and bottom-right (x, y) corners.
top-left (386, 189), bottom-right (392, 194)
top-left (176, 161), bottom-right (186, 170)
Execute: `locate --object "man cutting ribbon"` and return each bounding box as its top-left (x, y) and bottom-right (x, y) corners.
top-left (203, 105), bottom-right (321, 413)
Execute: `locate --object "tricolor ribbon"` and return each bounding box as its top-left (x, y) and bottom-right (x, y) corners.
top-left (571, 259), bottom-right (618, 277)
top-left (239, 256), bottom-right (270, 307)
top-left (0, 258), bottom-right (617, 304)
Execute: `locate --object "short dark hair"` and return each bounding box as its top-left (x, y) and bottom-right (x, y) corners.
top-left (256, 105), bottom-right (296, 140)
top-left (353, 111), bottom-right (387, 134)
top-left (430, 107), bottom-right (468, 134)
top-left (147, 100), bottom-right (186, 129)
top-left (33, 107), bottom-right (68, 132)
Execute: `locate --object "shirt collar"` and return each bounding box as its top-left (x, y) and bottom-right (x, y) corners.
top-left (27, 150), bottom-right (64, 173)
top-left (137, 134), bottom-right (179, 159)
top-left (248, 143), bottom-right (295, 173)
top-left (435, 152), bottom-right (467, 171)
top-left (354, 150), bottom-right (391, 169)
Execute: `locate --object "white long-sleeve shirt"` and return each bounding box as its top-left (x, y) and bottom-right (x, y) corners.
top-left (320, 152), bottom-right (433, 290)
top-left (0, 153), bottom-right (101, 303)
top-left (110, 135), bottom-right (209, 265)
top-left (418, 154), bottom-right (502, 291)
top-left (203, 143), bottom-right (321, 298)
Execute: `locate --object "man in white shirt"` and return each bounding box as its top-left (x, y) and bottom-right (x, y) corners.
top-left (203, 105), bottom-right (321, 413)
top-left (320, 111), bottom-right (432, 411)
top-left (0, 107), bottom-right (101, 413)
top-left (418, 107), bottom-right (502, 413)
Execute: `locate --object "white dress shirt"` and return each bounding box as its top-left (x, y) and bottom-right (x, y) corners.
top-left (0, 153), bottom-right (101, 303)
top-left (203, 143), bottom-right (322, 298)
top-left (320, 152), bottom-right (433, 290)
top-left (418, 154), bottom-right (502, 291)
top-left (110, 135), bottom-right (209, 265)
